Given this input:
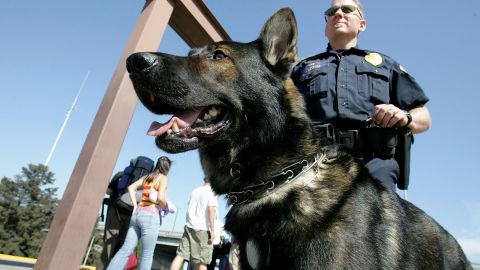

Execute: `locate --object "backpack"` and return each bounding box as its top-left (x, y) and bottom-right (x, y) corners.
top-left (117, 156), bottom-right (155, 194)
top-left (115, 156), bottom-right (155, 212)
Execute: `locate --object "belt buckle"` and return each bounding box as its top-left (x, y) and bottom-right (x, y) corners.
top-left (336, 130), bottom-right (358, 150)
top-left (314, 123), bottom-right (335, 143)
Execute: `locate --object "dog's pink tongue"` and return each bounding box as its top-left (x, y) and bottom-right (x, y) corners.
top-left (147, 108), bottom-right (204, 136)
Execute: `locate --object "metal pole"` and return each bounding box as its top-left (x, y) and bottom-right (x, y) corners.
top-left (171, 208), bottom-right (180, 232)
top-left (45, 71), bottom-right (90, 166)
top-left (83, 236), bottom-right (95, 266)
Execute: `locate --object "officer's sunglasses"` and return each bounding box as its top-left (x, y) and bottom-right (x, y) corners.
top-left (324, 5), bottom-right (363, 19)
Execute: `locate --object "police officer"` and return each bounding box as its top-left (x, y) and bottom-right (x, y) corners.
top-left (291, 0), bottom-right (432, 189)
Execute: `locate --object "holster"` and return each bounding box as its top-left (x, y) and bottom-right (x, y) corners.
top-left (359, 126), bottom-right (397, 159)
top-left (394, 128), bottom-right (413, 190)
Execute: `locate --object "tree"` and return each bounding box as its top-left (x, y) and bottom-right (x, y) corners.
top-left (0, 164), bottom-right (59, 258)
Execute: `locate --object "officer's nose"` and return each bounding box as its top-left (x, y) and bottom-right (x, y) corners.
top-left (333, 8), bottom-right (345, 18)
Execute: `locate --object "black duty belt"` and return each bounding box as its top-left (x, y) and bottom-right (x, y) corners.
top-left (315, 123), bottom-right (398, 159)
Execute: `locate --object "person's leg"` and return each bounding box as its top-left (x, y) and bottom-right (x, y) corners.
top-left (364, 158), bottom-right (399, 190)
top-left (137, 211), bottom-right (160, 270)
top-left (196, 262), bottom-right (208, 270)
top-left (107, 213), bottom-right (140, 270)
top-left (171, 226), bottom-right (192, 270)
top-left (207, 245), bottom-right (219, 270)
top-left (99, 206), bottom-right (121, 268)
top-left (114, 209), bottom-right (132, 254)
top-left (170, 255), bottom-right (185, 270)
top-left (219, 254), bottom-right (228, 270)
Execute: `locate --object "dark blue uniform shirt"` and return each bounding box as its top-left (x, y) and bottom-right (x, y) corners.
top-left (291, 46), bottom-right (429, 127)
top-left (291, 46), bottom-right (429, 188)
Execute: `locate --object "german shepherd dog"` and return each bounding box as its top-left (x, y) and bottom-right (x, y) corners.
top-left (126, 8), bottom-right (471, 270)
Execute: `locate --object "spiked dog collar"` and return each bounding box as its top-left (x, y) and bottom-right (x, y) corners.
top-left (227, 154), bottom-right (319, 205)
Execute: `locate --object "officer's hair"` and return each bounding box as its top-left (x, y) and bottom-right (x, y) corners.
top-left (352, 0), bottom-right (365, 18)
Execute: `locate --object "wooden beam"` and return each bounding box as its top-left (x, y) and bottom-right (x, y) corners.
top-left (170, 0), bottom-right (231, 46)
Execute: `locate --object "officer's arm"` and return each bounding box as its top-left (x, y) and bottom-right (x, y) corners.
top-left (404, 105), bottom-right (431, 134)
top-left (386, 60), bottom-right (431, 134)
top-left (372, 104), bottom-right (431, 134)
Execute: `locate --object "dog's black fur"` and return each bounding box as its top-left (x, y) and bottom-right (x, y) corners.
top-left (126, 8), bottom-right (472, 270)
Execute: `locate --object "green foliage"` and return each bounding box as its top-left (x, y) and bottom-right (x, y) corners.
top-left (0, 164), bottom-right (59, 258)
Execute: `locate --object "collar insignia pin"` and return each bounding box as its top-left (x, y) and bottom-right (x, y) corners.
top-left (399, 64), bottom-right (408, 73)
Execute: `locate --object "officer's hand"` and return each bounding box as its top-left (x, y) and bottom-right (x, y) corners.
top-left (372, 104), bottom-right (409, 128)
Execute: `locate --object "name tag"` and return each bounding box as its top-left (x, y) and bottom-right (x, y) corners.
top-left (304, 59), bottom-right (329, 73)
top-left (298, 59), bottom-right (330, 81)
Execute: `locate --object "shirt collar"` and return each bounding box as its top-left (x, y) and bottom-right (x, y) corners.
top-left (326, 44), bottom-right (365, 56)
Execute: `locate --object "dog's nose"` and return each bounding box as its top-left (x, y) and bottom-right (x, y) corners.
top-left (126, 52), bottom-right (157, 73)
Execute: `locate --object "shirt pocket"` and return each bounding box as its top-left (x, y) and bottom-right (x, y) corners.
top-left (300, 67), bottom-right (329, 99)
top-left (355, 64), bottom-right (390, 104)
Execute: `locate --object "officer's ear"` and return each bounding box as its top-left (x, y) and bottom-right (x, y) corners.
top-left (358, 19), bottom-right (367, 34)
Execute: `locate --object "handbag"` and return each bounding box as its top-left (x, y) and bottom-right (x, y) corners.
top-left (148, 177), bottom-right (160, 203)
top-left (125, 251), bottom-right (138, 270)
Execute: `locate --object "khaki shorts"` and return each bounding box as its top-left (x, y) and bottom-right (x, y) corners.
top-left (177, 225), bottom-right (213, 264)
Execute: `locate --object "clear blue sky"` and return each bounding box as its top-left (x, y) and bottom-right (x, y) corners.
top-left (1, 0), bottom-right (479, 263)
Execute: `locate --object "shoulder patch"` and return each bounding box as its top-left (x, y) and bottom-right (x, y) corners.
top-left (399, 64), bottom-right (408, 73)
top-left (364, 53), bottom-right (383, 66)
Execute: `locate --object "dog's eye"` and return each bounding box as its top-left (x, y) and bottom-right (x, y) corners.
top-left (210, 50), bottom-right (228, 60)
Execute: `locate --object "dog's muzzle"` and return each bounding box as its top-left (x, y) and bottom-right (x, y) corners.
top-left (126, 52), bottom-right (158, 73)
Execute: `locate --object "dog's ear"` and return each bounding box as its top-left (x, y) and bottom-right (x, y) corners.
top-left (259, 8), bottom-right (298, 68)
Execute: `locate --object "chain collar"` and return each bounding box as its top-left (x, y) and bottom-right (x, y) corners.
top-left (227, 154), bottom-right (319, 205)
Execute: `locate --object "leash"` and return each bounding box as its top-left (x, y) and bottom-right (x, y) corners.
top-left (227, 154), bottom-right (319, 205)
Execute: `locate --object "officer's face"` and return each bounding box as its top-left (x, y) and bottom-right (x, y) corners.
top-left (325, 0), bottom-right (366, 43)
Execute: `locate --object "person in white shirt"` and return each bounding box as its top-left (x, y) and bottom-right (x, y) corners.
top-left (170, 177), bottom-right (218, 270)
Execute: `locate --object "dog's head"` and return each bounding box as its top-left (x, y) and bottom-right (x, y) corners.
top-left (127, 8), bottom-right (299, 150)
top-left (127, 8), bottom-right (316, 193)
